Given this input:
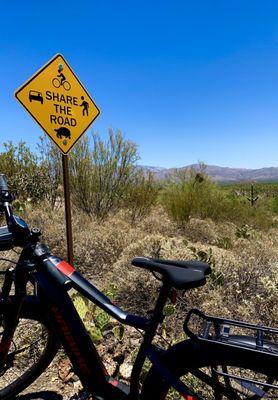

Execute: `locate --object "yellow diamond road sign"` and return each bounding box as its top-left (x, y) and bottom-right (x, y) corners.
top-left (15, 54), bottom-right (100, 154)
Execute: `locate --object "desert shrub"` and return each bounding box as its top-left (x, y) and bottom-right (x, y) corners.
top-left (235, 224), bottom-right (261, 240)
top-left (160, 168), bottom-right (230, 226)
top-left (0, 141), bottom-right (49, 202)
top-left (134, 206), bottom-right (176, 237)
top-left (161, 182), bottom-right (192, 224)
top-left (73, 214), bottom-right (133, 278)
top-left (26, 206), bottom-right (134, 278)
top-left (38, 136), bottom-right (62, 209)
top-left (188, 245), bottom-right (215, 267)
top-left (269, 196), bottom-right (278, 215)
top-left (226, 192), bottom-right (274, 229)
top-left (214, 236), bottom-right (233, 250)
top-left (182, 218), bottom-right (219, 244)
top-left (161, 167), bottom-right (274, 229)
top-left (69, 130), bottom-right (140, 219)
top-left (124, 171), bottom-right (158, 223)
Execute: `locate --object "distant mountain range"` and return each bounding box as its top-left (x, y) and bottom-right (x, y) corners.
top-left (142, 164), bottom-right (278, 183)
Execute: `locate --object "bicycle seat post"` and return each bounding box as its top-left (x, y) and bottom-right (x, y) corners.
top-left (130, 281), bottom-right (171, 398)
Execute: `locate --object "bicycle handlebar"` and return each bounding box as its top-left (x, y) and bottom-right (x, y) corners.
top-left (0, 174), bottom-right (13, 204)
top-left (0, 174), bottom-right (9, 192)
top-left (0, 175), bottom-right (32, 249)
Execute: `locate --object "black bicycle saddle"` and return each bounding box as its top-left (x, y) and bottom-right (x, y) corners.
top-left (132, 257), bottom-right (211, 290)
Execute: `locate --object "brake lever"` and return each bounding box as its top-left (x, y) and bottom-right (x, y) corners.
top-left (0, 191), bottom-right (14, 204)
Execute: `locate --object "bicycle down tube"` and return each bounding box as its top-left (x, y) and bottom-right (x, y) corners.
top-left (32, 244), bottom-right (156, 399)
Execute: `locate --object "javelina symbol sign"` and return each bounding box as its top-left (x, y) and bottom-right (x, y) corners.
top-left (14, 54), bottom-right (100, 154)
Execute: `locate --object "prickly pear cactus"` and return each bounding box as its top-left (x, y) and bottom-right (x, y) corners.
top-left (103, 284), bottom-right (118, 300)
top-left (72, 293), bottom-right (89, 320)
top-left (86, 325), bottom-right (103, 344)
top-left (95, 310), bottom-right (110, 331)
top-left (163, 304), bottom-right (176, 316)
top-left (113, 325), bottom-right (125, 341)
top-left (71, 285), bottom-right (120, 344)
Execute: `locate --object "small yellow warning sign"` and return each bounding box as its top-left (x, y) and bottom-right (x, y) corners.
top-left (15, 54), bottom-right (100, 154)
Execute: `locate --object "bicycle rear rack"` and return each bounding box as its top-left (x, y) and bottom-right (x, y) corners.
top-left (184, 308), bottom-right (278, 356)
top-left (184, 309), bottom-right (278, 394)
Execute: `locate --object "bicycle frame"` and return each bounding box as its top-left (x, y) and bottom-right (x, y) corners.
top-left (1, 250), bottom-right (277, 400)
top-left (27, 248), bottom-right (186, 400)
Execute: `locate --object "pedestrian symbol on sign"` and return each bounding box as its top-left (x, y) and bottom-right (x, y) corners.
top-left (80, 96), bottom-right (89, 116)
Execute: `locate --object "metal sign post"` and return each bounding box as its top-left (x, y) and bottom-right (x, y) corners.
top-left (62, 154), bottom-right (74, 265)
top-left (15, 53), bottom-right (100, 265)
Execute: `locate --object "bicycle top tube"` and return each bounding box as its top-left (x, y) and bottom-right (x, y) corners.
top-left (35, 246), bottom-right (150, 331)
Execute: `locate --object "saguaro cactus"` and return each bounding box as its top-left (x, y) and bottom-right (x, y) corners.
top-left (247, 183), bottom-right (259, 206)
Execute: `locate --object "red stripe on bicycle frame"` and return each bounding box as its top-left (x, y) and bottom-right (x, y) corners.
top-left (0, 338), bottom-right (12, 353)
top-left (109, 378), bottom-right (119, 387)
top-left (56, 261), bottom-right (75, 277)
top-left (182, 396), bottom-right (196, 400)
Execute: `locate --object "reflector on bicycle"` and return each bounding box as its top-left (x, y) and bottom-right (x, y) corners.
top-left (56, 260), bottom-right (75, 277)
top-left (48, 255), bottom-right (75, 277)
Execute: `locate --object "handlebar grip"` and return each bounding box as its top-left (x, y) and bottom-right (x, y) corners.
top-left (0, 174), bottom-right (9, 192)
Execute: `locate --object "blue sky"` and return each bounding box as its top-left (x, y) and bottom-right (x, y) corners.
top-left (1, 1), bottom-right (278, 168)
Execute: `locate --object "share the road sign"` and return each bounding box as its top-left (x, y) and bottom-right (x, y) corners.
top-left (15, 54), bottom-right (100, 154)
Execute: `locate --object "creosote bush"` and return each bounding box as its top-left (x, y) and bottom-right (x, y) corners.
top-left (69, 130), bottom-right (156, 220)
top-left (0, 141), bottom-right (49, 202)
top-left (70, 130), bottom-right (138, 219)
top-left (38, 136), bottom-right (62, 208)
top-left (124, 171), bottom-right (158, 223)
top-left (160, 166), bottom-right (274, 229)
top-left (161, 168), bottom-right (228, 226)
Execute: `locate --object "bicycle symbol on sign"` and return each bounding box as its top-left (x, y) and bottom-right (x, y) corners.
top-left (52, 68), bottom-right (71, 91)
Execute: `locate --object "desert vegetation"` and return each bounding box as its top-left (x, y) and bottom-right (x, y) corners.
top-left (0, 132), bottom-right (277, 323)
top-left (0, 131), bottom-right (277, 389)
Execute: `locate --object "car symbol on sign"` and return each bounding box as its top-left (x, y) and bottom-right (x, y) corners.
top-left (29, 90), bottom-right (43, 104)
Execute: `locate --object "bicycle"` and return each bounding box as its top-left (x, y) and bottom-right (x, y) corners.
top-left (0, 173), bottom-right (277, 400)
top-left (52, 77), bottom-right (71, 91)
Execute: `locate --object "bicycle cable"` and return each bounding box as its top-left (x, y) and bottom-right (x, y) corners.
top-left (0, 258), bottom-right (17, 265)
top-left (12, 249), bottom-right (21, 255)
